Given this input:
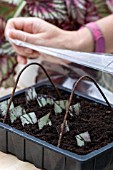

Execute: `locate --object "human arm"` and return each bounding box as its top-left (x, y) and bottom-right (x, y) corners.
top-left (5, 17), bottom-right (72, 63)
top-left (76, 14), bottom-right (113, 53)
top-left (5, 15), bottom-right (113, 63)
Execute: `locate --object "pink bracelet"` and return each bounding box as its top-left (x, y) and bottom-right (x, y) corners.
top-left (85, 22), bottom-right (105, 53)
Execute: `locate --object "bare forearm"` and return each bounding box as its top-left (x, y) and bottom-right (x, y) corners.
top-left (63, 14), bottom-right (113, 53)
top-left (5, 15), bottom-right (113, 62)
top-left (96, 14), bottom-right (113, 53)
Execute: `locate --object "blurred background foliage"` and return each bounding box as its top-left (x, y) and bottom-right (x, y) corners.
top-left (0, 0), bottom-right (27, 88)
top-left (0, 0), bottom-right (26, 19)
top-left (0, 0), bottom-right (68, 88)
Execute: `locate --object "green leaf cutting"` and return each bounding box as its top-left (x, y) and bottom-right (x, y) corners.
top-left (38, 113), bottom-right (52, 130)
top-left (75, 131), bottom-right (91, 147)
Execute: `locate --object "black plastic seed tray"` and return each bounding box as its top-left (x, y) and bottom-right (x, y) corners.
top-left (0, 83), bottom-right (113, 170)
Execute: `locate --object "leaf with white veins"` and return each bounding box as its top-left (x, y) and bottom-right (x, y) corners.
top-left (56, 120), bottom-right (70, 135)
top-left (20, 112), bottom-right (37, 126)
top-left (0, 100), bottom-right (14, 116)
top-left (38, 113), bottom-right (52, 130)
top-left (54, 103), bottom-right (62, 114)
top-left (54, 100), bottom-right (68, 114)
top-left (37, 96), bottom-right (47, 107)
top-left (47, 97), bottom-right (54, 105)
top-left (69, 103), bottom-right (80, 116)
top-left (75, 131), bottom-right (91, 147)
top-left (37, 95), bottom-right (54, 107)
top-left (65, 120), bottom-right (70, 132)
top-left (25, 87), bottom-right (37, 101)
top-left (9, 106), bottom-right (26, 123)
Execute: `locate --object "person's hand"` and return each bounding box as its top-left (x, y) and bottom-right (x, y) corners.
top-left (5, 17), bottom-right (94, 64)
top-left (5, 17), bottom-right (72, 64)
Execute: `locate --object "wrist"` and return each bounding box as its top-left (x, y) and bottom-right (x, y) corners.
top-left (60, 29), bottom-right (94, 52)
top-left (76, 28), bottom-right (94, 52)
top-left (84, 22), bottom-right (105, 53)
top-left (63, 22), bottom-right (106, 53)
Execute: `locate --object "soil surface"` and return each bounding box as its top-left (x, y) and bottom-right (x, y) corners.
top-left (1, 85), bottom-right (113, 155)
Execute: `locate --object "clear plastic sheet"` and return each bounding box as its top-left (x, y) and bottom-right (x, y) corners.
top-left (37, 58), bottom-right (113, 105)
top-left (9, 39), bottom-right (113, 105)
top-left (10, 39), bottom-right (113, 74)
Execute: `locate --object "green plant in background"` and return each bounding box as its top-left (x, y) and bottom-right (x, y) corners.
top-left (0, 0), bottom-right (27, 88)
top-left (0, 0), bottom-right (70, 88)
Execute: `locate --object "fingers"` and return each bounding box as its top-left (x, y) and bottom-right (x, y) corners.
top-left (11, 43), bottom-right (31, 55)
top-left (5, 17), bottom-right (39, 44)
top-left (17, 55), bottom-right (27, 64)
top-left (12, 43), bottom-right (40, 58)
top-left (6, 29), bottom-right (38, 44)
top-left (5, 17), bottom-right (33, 32)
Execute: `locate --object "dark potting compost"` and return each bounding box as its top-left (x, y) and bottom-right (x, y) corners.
top-left (0, 84), bottom-right (113, 155)
top-left (0, 63), bottom-right (113, 170)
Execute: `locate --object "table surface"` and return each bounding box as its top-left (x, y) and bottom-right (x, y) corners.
top-left (0, 152), bottom-right (41, 170)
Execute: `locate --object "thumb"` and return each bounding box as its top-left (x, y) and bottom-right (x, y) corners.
top-left (6, 29), bottom-right (37, 44)
top-left (17, 55), bottom-right (27, 64)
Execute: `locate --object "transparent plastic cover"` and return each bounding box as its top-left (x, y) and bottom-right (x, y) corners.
top-left (10, 39), bottom-right (113, 75)
top-left (9, 39), bottom-right (113, 105)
